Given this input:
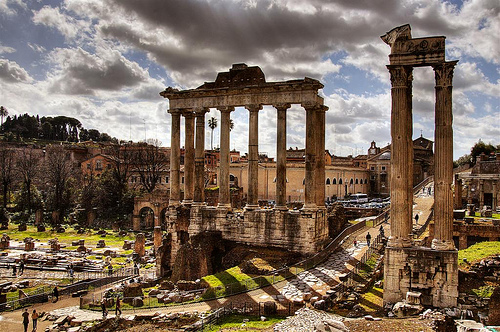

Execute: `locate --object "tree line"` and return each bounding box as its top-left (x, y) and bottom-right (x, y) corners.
top-left (0, 141), bottom-right (169, 228)
top-left (0, 112), bottom-right (117, 143)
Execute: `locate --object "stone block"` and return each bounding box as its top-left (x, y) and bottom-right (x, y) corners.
top-left (132, 297), bottom-right (144, 307)
top-left (18, 223), bottom-right (27, 231)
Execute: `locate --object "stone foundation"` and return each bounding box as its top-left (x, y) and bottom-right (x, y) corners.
top-left (384, 246), bottom-right (458, 308)
top-left (187, 206), bottom-right (328, 254)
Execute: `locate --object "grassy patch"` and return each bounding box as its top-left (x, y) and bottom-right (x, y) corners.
top-left (471, 285), bottom-right (495, 298)
top-left (357, 253), bottom-right (379, 280)
top-left (358, 285), bottom-right (384, 314)
top-left (204, 314), bottom-right (283, 332)
top-left (458, 241), bottom-right (500, 267)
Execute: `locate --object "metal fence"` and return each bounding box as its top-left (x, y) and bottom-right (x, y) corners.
top-left (188, 301), bottom-right (301, 332)
top-left (0, 267), bottom-right (136, 312)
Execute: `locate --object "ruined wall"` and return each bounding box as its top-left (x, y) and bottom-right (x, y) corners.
top-left (187, 206), bottom-right (329, 254)
top-left (384, 247), bottom-right (458, 308)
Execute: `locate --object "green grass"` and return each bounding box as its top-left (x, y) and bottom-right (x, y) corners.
top-left (204, 314), bottom-right (283, 332)
top-left (471, 285), bottom-right (495, 298)
top-left (458, 241), bottom-right (500, 267)
top-left (5, 224), bottom-right (135, 248)
top-left (357, 253), bottom-right (379, 279)
top-left (358, 285), bottom-right (384, 314)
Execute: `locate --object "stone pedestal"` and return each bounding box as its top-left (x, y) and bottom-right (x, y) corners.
top-left (383, 246), bottom-right (458, 308)
top-left (134, 233), bottom-right (146, 257)
top-left (153, 226), bottom-right (162, 250)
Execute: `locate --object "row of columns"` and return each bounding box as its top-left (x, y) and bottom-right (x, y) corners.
top-left (168, 104), bottom-right (327, 210)
top-left (388, 61), bottom-right (457, 250)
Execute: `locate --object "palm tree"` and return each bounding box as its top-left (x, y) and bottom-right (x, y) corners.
top-left (0, 106), bottom-right (8, 129)
top-left (208, 117), bottom-right (217, 150)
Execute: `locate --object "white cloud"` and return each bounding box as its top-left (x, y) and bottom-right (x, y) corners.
top-left (0, 44), bottom-right (16, 54)
top-left (0, 59), bottom-right (33, 83)
top-left (0, 0), bottom-right (27, 16)
top-left (32, 5), bottom-right (89, 41)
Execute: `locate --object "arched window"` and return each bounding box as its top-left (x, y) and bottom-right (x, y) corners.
top-left (326, 178), bottom-right (331, 185)
top-left (350, 178), bottom-right (354, 185)
top-left (302, 178), bottom-right (305, 185)
top-left (339, 178), bottom-right (343, 184)
top-left (364, 179), bottom-right (368, 184)
top-left (333, 178), bottom-right (337, 184)
top-left (355, 179), bottom-right (359, 184)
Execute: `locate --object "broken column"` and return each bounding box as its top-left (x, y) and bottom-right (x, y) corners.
top-left (134, 233), bottom-right (145, 257)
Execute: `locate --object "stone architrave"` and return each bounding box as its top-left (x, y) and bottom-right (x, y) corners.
top-left (134, 233), bottom-right (146, 257)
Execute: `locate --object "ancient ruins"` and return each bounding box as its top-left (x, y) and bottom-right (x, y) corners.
top-left (381, 24), bottom-right (459, 308)
top-left (158, 64), bottom-right (330, 277)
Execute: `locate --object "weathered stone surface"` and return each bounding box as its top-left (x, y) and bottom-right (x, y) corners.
top-left (159, 280), bottom-right (174, 290)
top-left (132, 297), bottom-right (143, 307)
top-left (488, 286), bottom-right (500, 325)
top-left (134, 233), bottom-right (146, 257)
top-left (123, 283), bottom-right (143, 302)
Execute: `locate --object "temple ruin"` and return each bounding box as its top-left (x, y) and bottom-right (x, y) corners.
top-left (158, 64), bottom-right (329, 277)
top-left (381, 24), bottom-right (459, 307)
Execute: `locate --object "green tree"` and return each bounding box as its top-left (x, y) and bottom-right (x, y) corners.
top-left (16, 147), bottom-right (41, 214)
top-left (208, 117), bottom-right (217, 150)
top-left (0, 106), bottom-right (8, 129)
top-left (0, 147), bottom-right (15, 209)
top-left (470, 140), bottom-right (498, 163)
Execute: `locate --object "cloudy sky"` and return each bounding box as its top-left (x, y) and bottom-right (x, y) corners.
top-left (0, 0), bottom-right (498, 159)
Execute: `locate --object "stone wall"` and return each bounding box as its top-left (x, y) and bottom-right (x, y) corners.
top-left (187, 205), bottom-right (329, 254)
top-left (384, 246), bottom-right (458, 308)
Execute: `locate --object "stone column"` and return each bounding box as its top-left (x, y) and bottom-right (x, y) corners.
top-left (246, 104), bottom-right (262, 209)
top-left (275, 104), bottom-right (290, 209)
top-left (466, 179), bottom-right (472, 205)
top-left (479, 179), bottom-right (484, 209)
top-left (183, 110), bottom-right (195, 205)
top-left (218, 107), bottom-right (234, 208)
top-left (493, 181), bottom-right (498, 211)
top-left (432, 61), bottom-right (457, 251)
top-left (169, 110), bottom-right (181, 206)
top-left (194, 108), bottom-right (207, 205)
top-left (315, 106), bottom-right (327, 207)
top-left (387, 65), bottom-right (413, 248)
top-left (454, 174), bottom-right (463, 209)
top-left (303, 104), bottom-right (317, 208)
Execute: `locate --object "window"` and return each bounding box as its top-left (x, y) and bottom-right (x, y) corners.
top-left (339, 178), bottom-right (343, 184)
top-left (370, 166), bottom-right (375, 171)
top-left (350, 178), bottom-right (354, 185)
top-left (165, 176), bottom-right (169, 184)
top-left (95, 161), bottom-right (102, 170)
top-left (381, 166), bottom-right (386, 171)
top-left (364, 179), bottom-right (368, 184)
top-left (326, 178), bottom-right (331, 185)
top-left (87, 163), bottom-right (91, 170)
top-left (182, 177), bottom-right (184, 184)
top-left (302, 178), bottom-right (305, 185)
top-left (333, 178), bottom-right (337, 184)
top-left (355, 179), bottom-right (359, 184)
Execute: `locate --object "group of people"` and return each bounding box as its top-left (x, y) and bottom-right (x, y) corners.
top-left (101, 296), bottom-right (122, 318)
top-left (21, 309), bottom-right (38, 332)
top-left (9, 260), bottom-right (25, 276)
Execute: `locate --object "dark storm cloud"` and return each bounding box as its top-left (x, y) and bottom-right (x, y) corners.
top-left (47, 48), bottom-right (148, 95)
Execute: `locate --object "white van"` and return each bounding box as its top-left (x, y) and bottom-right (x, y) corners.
top-left (350, 193), bottom-right (368, 204)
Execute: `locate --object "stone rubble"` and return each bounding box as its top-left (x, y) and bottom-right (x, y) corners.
top-left (273, 307), bottom-right (345, 332)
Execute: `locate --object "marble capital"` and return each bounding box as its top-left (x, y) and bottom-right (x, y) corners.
top-left (387, 65), bottom-right (413, 87)
top-left (433, 61), bottom-right (458, 87)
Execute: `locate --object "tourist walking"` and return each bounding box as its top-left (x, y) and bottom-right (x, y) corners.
top-left (32, 309), bottom-right (39, 331)
top-left (101, 298), bottom-right (108, 318)
top-left (379, 225), bottom-right (384, 238)
top-left (19, 260), bottom-right (25, 275)
top-left (115, 296), bottom-right (122, 316)
top-left (366, 232), bottom-right (372, 247)
top-left (53, 286), bottom-right (59, 302)
top-left (22, 308), bottom-right (29, 332)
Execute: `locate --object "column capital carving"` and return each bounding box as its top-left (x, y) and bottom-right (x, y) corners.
top-left (217, 106), bottom-right (235, 113)
top-left (433, 61), bottom-right (458, 87)
top-left (182, 109), bottom-right (195, 117)
top-left (245, 104), bottom-right (262, 112)
top-left (387, 65), bottom-right (413, 88)
top-left (194, 107), bottom-right (209, 116)
top-left (274, 103), bottom-right (291, 111)
top-left (168, 108), bottom-right (182, 115)
top-left (301, 102), bottom-right (323, 111)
